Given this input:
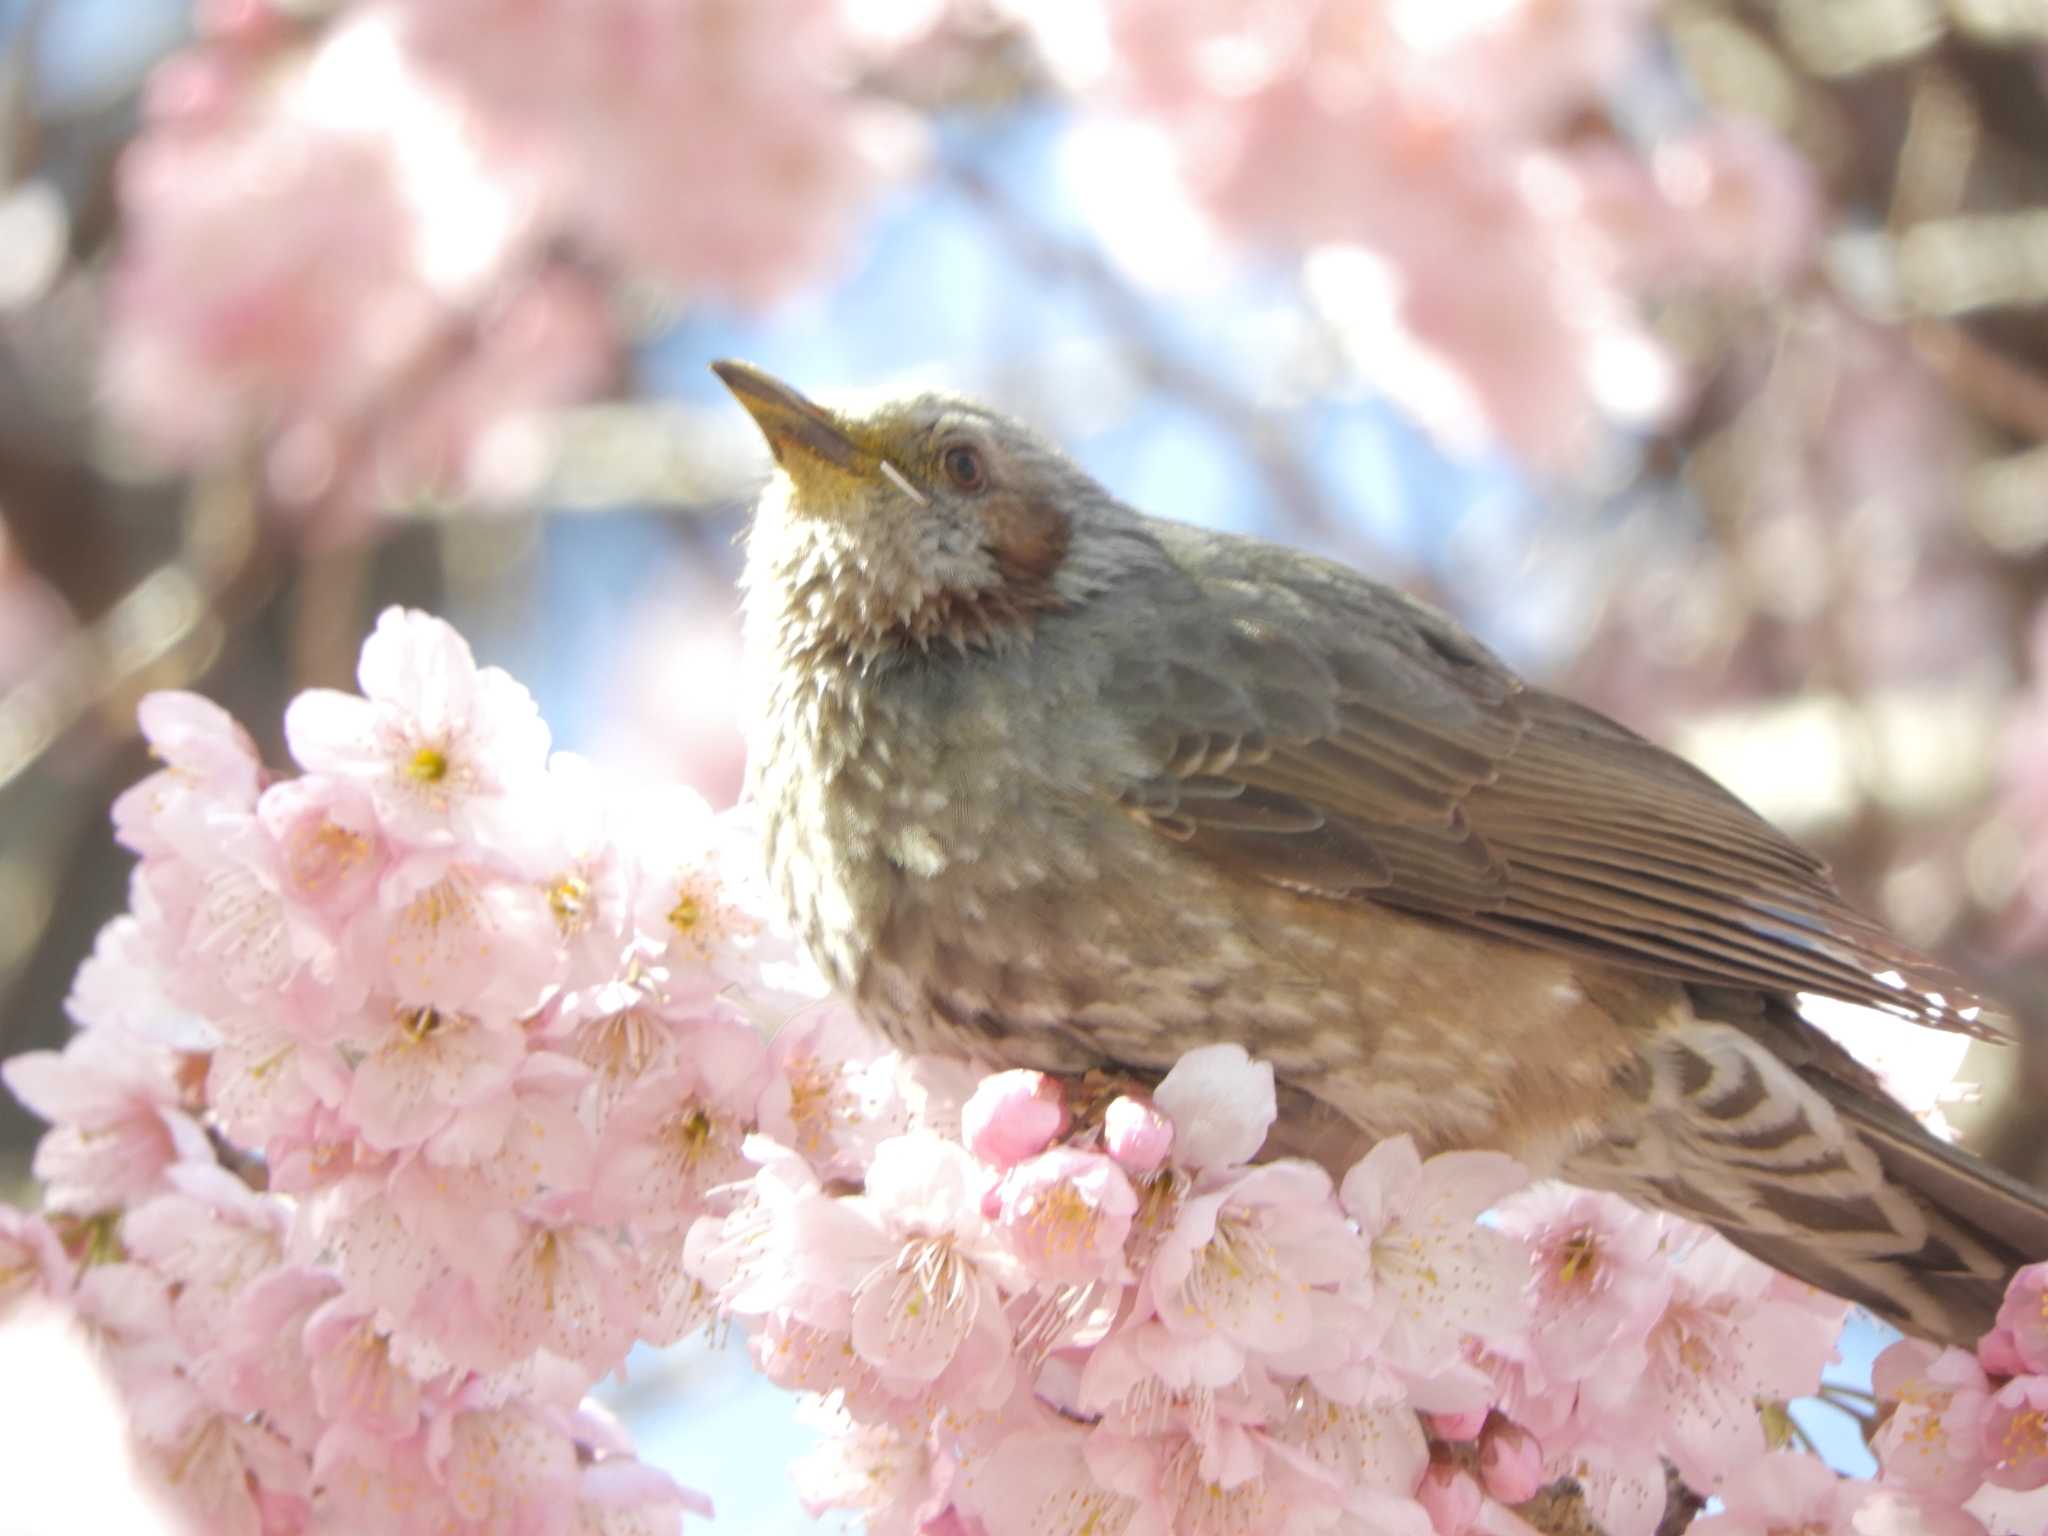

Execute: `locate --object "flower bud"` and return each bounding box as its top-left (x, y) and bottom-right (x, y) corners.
top-left (961, 1069), bottom-right (1068, 1169)
top-left (1427, 1409), bottom-right (1488, 1443)
top-left (1102, 1095), bottom-right (1172, 1176)
top-left (1478, 1418), bottom-right (1544, 1505)
top-left (1417, 1461), bottom-right (1482, 1536)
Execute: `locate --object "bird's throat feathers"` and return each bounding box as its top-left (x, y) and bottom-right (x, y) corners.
top-left (741, 475), bottom-right (1069, 674)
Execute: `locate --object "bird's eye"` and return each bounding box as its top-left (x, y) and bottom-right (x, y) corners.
top-left (941, 444), bottom-right (987, 493)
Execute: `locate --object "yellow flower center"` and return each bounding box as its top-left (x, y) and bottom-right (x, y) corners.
top-left (1022, 1183), bottom-right (1099, 1260)
top-left (81, 1212), bottom-right (126, 1267)
top-left (289, 821), bottom-right (369, 894)
top-left (400, 1006), bottom-right (443, 1043)
top-left (669, 892), bottom-right (702, 933)
top-left (2002, 1407), bottom-right (2048, 1466)
top-left (407, 746), bottom-right (449, 783)
top-left (1558, 1230), bottom-right (1599, 1284)
top-left (549, 874), bottom-right (591, 929)
top-left (1676, 1327), bottom-right (1716, 1377)
top-left (679, 1108), bottom-right (713, 1149)
top-left (784, 1058), bottom-right (835, 1153)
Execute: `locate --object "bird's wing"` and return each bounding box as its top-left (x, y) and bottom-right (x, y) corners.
top-left (1105, 524), bottom-right (1999, 1037)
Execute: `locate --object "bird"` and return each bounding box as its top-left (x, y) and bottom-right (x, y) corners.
top-left (712, 357), bottom-right (2048, 1347)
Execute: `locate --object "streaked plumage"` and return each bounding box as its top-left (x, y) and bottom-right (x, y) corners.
top-left (716, 360), bottom-right (2048, 1346)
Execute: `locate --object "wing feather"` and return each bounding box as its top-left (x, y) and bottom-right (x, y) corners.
top-left (1113, 523), bottom-right (2001, 1038)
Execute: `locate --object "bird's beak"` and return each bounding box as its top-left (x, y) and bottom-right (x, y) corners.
top-left (711, 360), bottom-right (865, 478)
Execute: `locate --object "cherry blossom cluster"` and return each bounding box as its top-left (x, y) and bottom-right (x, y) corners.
top-left (0, 606), bottom-right (823, 1533)
top-left (1017, 0), bottom-right (1817, 470)
top-left (103, 0), bottom-right (914, 529)
top-left (7, 608), bottom-right (2048, 1535)
top-left (101, 0), bottom-right (1823, 527)
top-left (1848, 1292), bottom-right (2048, 1536)
top-left (692, 1035), bottom-right (2039, 1536)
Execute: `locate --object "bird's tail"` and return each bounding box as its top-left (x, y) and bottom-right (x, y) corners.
top-left (1564, 999), bottom-right (2048, 1349)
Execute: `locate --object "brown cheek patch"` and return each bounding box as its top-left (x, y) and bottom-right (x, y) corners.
top-left (985, 494), bottom-right (1071, 592)
top-left (857, 496), bottom-right (1072, 654)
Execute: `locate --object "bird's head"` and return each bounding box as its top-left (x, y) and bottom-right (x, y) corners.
top-left (715, 361), bottom-right (1133, 664)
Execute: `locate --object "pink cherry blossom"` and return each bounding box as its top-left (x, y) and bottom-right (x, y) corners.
top-left (256, 772), bottom-right (389, 932)
top-left (110, 690), bottom-right (264, 860)
top-left (389, 0), bottom-right (919, 306)
top-left (1601, 1237), bottom-right (1844, 1493)
top-left (1152, 1040), bottom-right (1276, 1169)
top-left (1418, 1458), bottom-right (1485, 1536)
top-left (747, 1312), bottom-right (897, 1412)
top-left (3, 611), bottom-right (747, 1532)
top-left (120, 1164), bottom-right (290, 1354)
top-left (148, 813), bottom-right (328, 1020)
top-left (1994, 1263), bottom-right (2048, 1375)
top-left (1861, 1486), bottom-right (1993, 1536)
top-left (315, 1167), bottom-right (489, 1330)
top-left (203, 1000), bottom-right (346, 1158)
top-left (682, 1137), bottom-right (844, 1324)
top-left (205, 1264), bottom-right (340, 1448)
top-left (63, 914), bottom-right (213, 1053)
top-left (752, 1002), bottom-right (907, 1182)
top-left (1059, 0), bottom-right (1704, 469)
top-left (1872, 1339), bottom-right (1994, 1499)
top-left (577, 1451), bottom-right (714, 1533)
top-left (962, 1068), bottom-right (1070, 1169)
top-left (100, 10), bottom-right (622, 539)
top-left (1968, 1480), bottom-right (2048, 1536)
top-left (416, 1056), bottom-right (592, 1211)
top-left (1146, 1158), bottom-right (1358, 1369)
top-left (1268, 1383), bottom-right (1430, 1510)
top-left (106, 17), bottom-right (516, 481)
top-left (548, 977), bottom-right (702, 1124)
top-left (68, 1259), bottom-right (180, 1388)
top-left (789, 1406), bottom-right (950, 1530)
top-left (355, 852), bottom-right (566, 1020)
top-left (1493, 1184), bottom-right (1674, 1387)
top-left (311, 1422), bottom-right (455, 1536)
top-left (0, 1208), bottom-right (68, 1316)
top-left (285, 606), bottom-right (551, 852)
top-left (831, 1133), bottom-right (1022, 1393)
top-left (1982, 1325), bottom-right (2032, 1379)
top-left (627, 785), bottom-right (789, 997)
top-left (588, 1024), bottom-right (773, 1226)
top-left (995, 1147), bottom-right (1137, 1288)
top-left (342, 999), bottom-right (525, 1152)
top-left (132, 1377), bottom-right (309, 1536)
top-left (355, 260), bottom-right (621, 512)
top-left (966, 1418), bottom-right (1141, 1536)
top-left (2, 1027), bottom-right (212, 1214)
top-left (1078, 1417), bottom-right (1354, 1536)
top-left (522, 752), bottom-right (640, 998)
top-left (438, 1397), bottom-right (583, 1528)
top-left (1982, 1376), bottom-right (2048, 1491)
top-left (20, 605), bottom-right (2042, 1535)
top-left (1103, 1093), bottom-right (1174, 1176)
top-left (1689, 1451), bottom-right (1858, 1536)
top-left (1342, 1138), bottom-right (1529, 1407)
top-left (1478, 1417), bottom-right (1545, 1505)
